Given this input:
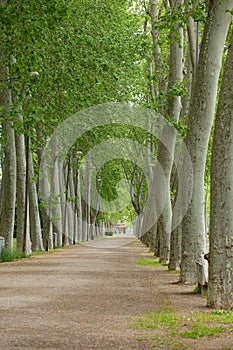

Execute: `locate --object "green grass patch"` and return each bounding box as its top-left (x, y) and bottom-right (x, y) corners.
top-left (130, 307), bottom-right (231, 348)
top-left (135, 337), bottom-right (145, 341)
top-left (191, 310), bottom-right (233, 324)
top-left (131, 310), bottom-right (178, 330)
top-left (135, 257), bottom-right (168, 267)
top-left (0, 247), bottom-right (28, 262)
top-left (181, 324), bottom-right (224, 339)
top-left (167, 269), bottom-right (180, 274)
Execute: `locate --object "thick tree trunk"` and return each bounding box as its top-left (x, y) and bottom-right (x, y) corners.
top-left (180, 1), bottom-right (233, 284)
top-left (208, 29), bottom-right (233, 310)
top-left (0, 71), bottom-right (16, 249)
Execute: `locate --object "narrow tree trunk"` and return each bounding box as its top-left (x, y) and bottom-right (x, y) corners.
top-left (51, 157), bottom-right (62, 247)
top-left (14, 109), bottom-right (26, 252)
top-left (28, 147), bottom-right (44, 251)
top-left (156, 0), bottom-right (184, 262)
top-left (84, 155), bottom-right (92, 241)
top-left (208, 29), bottom-right (233, 310)
top-left (77, 171), bottom-right (83, 242)
top-left (40, 167), bottom-right (53, 250)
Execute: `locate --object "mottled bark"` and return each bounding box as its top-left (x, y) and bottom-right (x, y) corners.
top-left (208, 29), bottom-right (233, 310)
top-left (28, 148), bottom-right (44, 251)
top-left (51, 158), bottom-right (62, 247)
top-left (0, 70), bottom-right (16, 249)
top-left (156, 0), bottom-right (184, 262)
top-left (180, 0), bottom-right (233, 284)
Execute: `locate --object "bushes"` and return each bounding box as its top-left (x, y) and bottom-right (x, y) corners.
top-left (0, 247), bottom-right (28, 262)
top-left (105, 231), bottom-right (114, 236)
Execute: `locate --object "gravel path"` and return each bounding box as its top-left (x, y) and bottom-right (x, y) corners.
top-left (0, 236), bottom-right (232, 349)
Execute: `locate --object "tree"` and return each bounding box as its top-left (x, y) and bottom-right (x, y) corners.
top-left (208, 28), bottom-right (233, 310)
top-left (180, 0), bottom-right (233, 284)
top-left (0, 16), bottom-right (16, 248)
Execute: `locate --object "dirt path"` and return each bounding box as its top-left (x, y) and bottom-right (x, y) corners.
top-left (0, 236), bottom-right (232, 350)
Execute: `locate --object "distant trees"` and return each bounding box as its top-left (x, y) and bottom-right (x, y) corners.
top-left (0, 0), bottom-right (145, 251)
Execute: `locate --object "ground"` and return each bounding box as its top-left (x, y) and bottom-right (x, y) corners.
top-left (0, 236), bottom-right (232, 350)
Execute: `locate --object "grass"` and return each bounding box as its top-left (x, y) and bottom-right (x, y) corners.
top-left (181, 324), bottom-right (224, 339)
top-left (132, 310), bottom-right (178, 330)
top-left (135, 257), bottom-right (168, 267)
top-left (190, 310), bottom-right (233, 324)
top-left (0, 238), bottom-right (65, 262)
top-left (130, 304), bottom-right (233, 348)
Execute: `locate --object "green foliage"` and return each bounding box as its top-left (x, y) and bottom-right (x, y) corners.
top-left (105, 231), bottom-right (114, 236)
top-left (0, 247), bottom-right (28, 262)
top-left (193, 284), bottom-right (202, 294)
top-left (1, 0), bottom-right (146, 146)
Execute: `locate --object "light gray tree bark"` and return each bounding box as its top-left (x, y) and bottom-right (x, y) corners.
top-left (155, 0), bottom-right (184, 262)
top-left (14, 108), bottom-right (26, 252)
top-left (208, 29), bottom-right (233, 310)
top-left (180, 0), bottom-right (233, 284)
top-left (28, 148), bottom-right (44, 251)
top-left (0, 70), bottom-right (16, 249)
top-left (77, 171), bottom-right (83, 242)
top-left (13, 107), bottom-right (32, 255)
top-left (169, 29), bottom-right (193, 270)
top-left (51, 157), bottom-right (63, 247)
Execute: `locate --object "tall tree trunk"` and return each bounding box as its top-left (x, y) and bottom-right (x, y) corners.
top-left (180, 0), bottom-right (233, 284)
top-left (84, 155), bottom-right (92, 241)
top-left (28, 147), bottom-right (44, 251)
top-left (14, 108), bottom-right (26, 252)
top-left (156, 0), bottom-right (184, 262)
top-left (169, 31), bottom-right (193, 270)
top-left (0, 69), bottom-right (16, 249)
top-left (40, 167), bottom-right (53, 250)
top-left (51, 157), bottom-right (63, 247)
top-left (208, 29), bottom-right (233, 310)
top-left (77, 171), bottom-right (83, 242)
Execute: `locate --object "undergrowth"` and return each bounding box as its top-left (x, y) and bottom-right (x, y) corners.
top-left (0, 247), bottom-right (28, 262)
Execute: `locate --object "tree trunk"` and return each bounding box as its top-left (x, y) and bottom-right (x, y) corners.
top-left (180, 0), bottom-right (233, 284)
top-left (28, 147), bottom-right (44, 251)
top-left (156, 0), bottom-right (184, 262)
top-left (0, 69), bottom-right (16, 249)
top-left (208, 29), bottom-right (233, 310)
top-left (169, 31), bottom-right (193, 270)
top-left (14, 108), bottom-right (26, 252)
top-left (51, 157), bottom-right (63, 247)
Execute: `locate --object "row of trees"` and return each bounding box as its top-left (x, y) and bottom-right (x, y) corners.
top-left (0, 0), bottom-right (145, 252)
top-left (138, 0), bottom-right (233, 309)
top-left (0, 0), bottom-right (233, 309)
